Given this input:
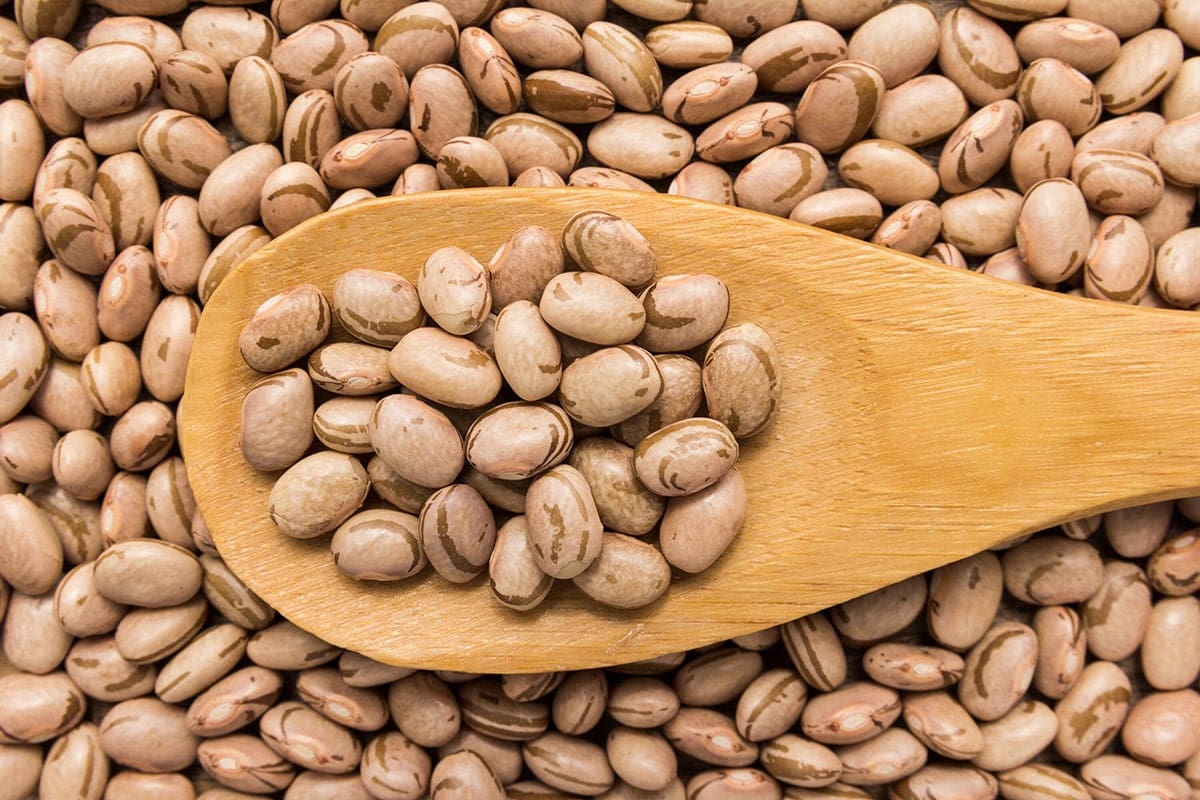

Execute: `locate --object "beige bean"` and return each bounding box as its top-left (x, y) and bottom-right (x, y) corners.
top-left (268, 451), bottom-right (369, 538)
top-left (486, 516), bottom-right (551, 611)
top-left (572, 532), bottom-right (670, 610)
top-left (37, 188), bottom-right (115, 277)
top-left (24, 38), bottom-right (80, 139)
top-left (835, 728), bottom-right (927, 787)
top-left (91, 152), bottom-right (159, 254)
top-left (1097, 28), bottom-right (1184, 114)
top-left (561, 211), bottom-right (656, 290)
top-left (240, 368), bottom-right (314, 471)
top-left (940, 187), bottom-right (1023, 257)
top-left (159, 49), bottom-right (227, 119)
top-left (418, 483), bottom-right (495, 583)
top-left (0, 415), bottom-right (55, 486)
top-left (0, 671), bottom-right (86, 743)
top-left (155, 622), bottom-right (248, 704)
top-left (940, 101), bottom-right (1024, 195)
top-left (331, 508), bottom-right (424, 581)
top-left (662, 707), bottom-right (757, 768)
top-left (1151, 115), bottom-right (1200, 187)
top-left (692, 0), bottom-right (796, 38)
top-left (522, 70), bottom-right (614, 126)
top-left (840, 140), bottom-right (938, 205)
top-left (973, 699), bottom-right (1059, 772)
top-left (800, 681), bottom-right (901, 747)
top-left (197, 734), bottom-right (296, 794)
top-left (62, 43), bottom-right (156, 120)
top-left (334, 52), bottom-right (408, 131)
top-left (94, 539), bottom-right (201, 609)
top-left (1010, 120), bottom-right (1075, 193)
top-left (369, 393), bottom-right (464, 488)
top-left (3, 589), bottom-right (71, 674)
top-left (96, 247), bottom-right (158, 343)
top-left (582, 21), bottom-right (662, 113)
top-left (642, 21), bottom-right (730, 70)
top-left (560, 345), bottom-right (662, 427)
top-left (1104, 501), bottom-right (1172, 557)
top-left (139, 294), bottom-right (198, 403)
top-left (761, 736), bottom-right (841, 790)
top-left (489, 7), bottom-right (582, 70)
top-left (435, 135), bottom-right (509, 189)
top-left (696, 102), bottom-right (794, 164)
top-left (25, 481), bottom-right (102, 567)
top-left (1081, 561), bottom-right (1151, 661)
top-left (1162, 57), bottom-right (1200, 120)
top-left (1031, 605), bottom-right (1086, 700)
top-left (847, 4), bottom-right (938, 88)
top-left (0, 101), bottom-right (42, 204)
top-left (331, 269), bottom-right (423, 347)
top-left (871, 201), bottom-right (943, 256)
top-left (1084, 215), bottom-right (1154, 304)
top-left (461, 676), bottom-right (550, 741)
top-left (198, 143), bottom-right (283, 236)
top-left (270, 19), bottom-right (368, 95)
top-left (186, 666), bottom-right (283, 737)
top-left (1017, 58), bottom-right (1101, 137)
top-left (99, 696), bottom-right (198, 772)
top-left (873, 75), bottom-right (969, 149)
top-left (1001, 534), bottom-right (1103, 604)
top-left (524, 463), bottom-right (602, 579)
top-left (587, 113), bottom-right (694, 181)
top-left (153, 195), bottom-right (211, 295)
top-left (415, 246), bottom-right (491, 335)
top-left (1121, 689), bottom-right (1200, 767)
top-left (539, 272), bottom-right (645, 346)
top-left (54, 561), bottom-right (124, 638)
top-left (491, 300), bottom-right (560, 401)
top-left (902, 691), bottom-right (983, 760)
top-left (33, 259), bottom-right (99, 364)
top-left (485, 113), bottom-right (583, 179)
top-left (731, 668), bottom-right (806, 743)
top-left (781, 613), bottom-right (847, 693)
top-left (790, 187), bottom-right (882, 240)
top-left (938, 7), bottom-right (1021, 106)
top-left (225, 56), bottom-right (287, 146)
top-left (488, 225), bottom-right (564, 310)
top-left (438, 727), bottom-right (522, 785)
top-left (307, 342), bottom-right (395, 397)
top-left (320, 128), bottom-right (418, 190)
top-left (429, 749), bottom-right (505, 800)
top-left (1074, 147), bottom-right (1166, 217)
top-left (733, 144), bottom-right (826, 218)
top-left (259, 163), bottom-right (330, 237)
top-left (568, 437), bottom-right (663, 535)
top-left (0, 496), bottom-right (57, 598)
top-left (387, 671), bottom-right (461, 748)
top-left (83, 92), bottom-right (169, 158)
top-left (366, 456), bottom-right (435, 515)
top-left (179, 7), bottom-right (277, 73)
top-left (1077, 113), bottom-right (1165, 158)
top-left (1015, 178), bottom-right (1090, 284)
top-left (996, 764), bottom-right (1090, 800)
top-left (113, 593), bottom-right (206, 665)
top-left (1148, 529), bottom-right (1200, 595)
top-left (356, 731), bottom-right (431, 799)
top-left (632, 417), bottom-right (736, 497)
top-left (1053, 660), bottom-right (1130, 762)
top-left (28, 356), bottom-right (99, 434)
top-left (465, 402), bottom-right (572, 481)
top-left (0, 204), bottom-right (43, 312)
top-left (50, 429), bottom-right (113, 501)
top-left (1015, 17), bottom-right (1121, 75)
top-left (293, 667), bottom-right (388, 732)
top-left (1142, 595), bottom-right (1200, 690)
top-left (374, 2), bottom-right (459, 79)
top-left (239, 284), bottom-right (330, 373)
top-left (408, 64), bottom-right (477, 160)
top-left (862, 643), bottom-right (964, 692)
top-left (958, 621), bottom-right (1038, 722)
top-left (604, 677), bottom-right (675, 730)
top-left (39, 722), bottom-right (108, 800)
top-left (246, 620), bottom-right (340, 672)
top-left (387, 326), bottom-right (501, 409)
top-left (281, 90), bottom-right (341, 170)
top-left (1079, 755), bottom-right (1192, 800)
top-left (659, 466), bottom-right (746, 574)
top-left (832, 574), bottom-right (925, 647)
top-left (891, 766), bottom-right (997, 800)
top-left (604, 726), bottom-right (676, 792)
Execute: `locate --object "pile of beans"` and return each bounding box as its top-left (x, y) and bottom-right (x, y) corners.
top-left (0, 0), bottom-right (1199, 796)
top-left (238, 211), bottom-right (780, 610)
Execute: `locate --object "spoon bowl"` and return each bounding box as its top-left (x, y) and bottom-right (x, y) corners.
top-left (181, 188), bottom-right (1200, 673)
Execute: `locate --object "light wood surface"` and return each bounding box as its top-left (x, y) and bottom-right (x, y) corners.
top-left (180, 188), bottom-right (1200, 673)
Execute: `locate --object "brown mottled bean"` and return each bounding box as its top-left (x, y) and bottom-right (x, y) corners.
top-left (973, 699), bottom-right (1059, 772)
top-left (1053, 660), bottom-right (1131, 762)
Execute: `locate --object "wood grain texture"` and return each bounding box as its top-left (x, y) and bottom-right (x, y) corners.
top-left (180, 188), bottom-right (1200, 673)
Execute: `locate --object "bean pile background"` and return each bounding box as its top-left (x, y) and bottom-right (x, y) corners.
top-left (0, 0), bottom-right (1199, 797)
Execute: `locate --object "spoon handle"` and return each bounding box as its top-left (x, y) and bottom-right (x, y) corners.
top-left (849, 271), bottom-right (1200, 539)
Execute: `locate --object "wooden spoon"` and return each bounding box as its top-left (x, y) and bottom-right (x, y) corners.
top-left (180, 188), bottom-right (1200, 673)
